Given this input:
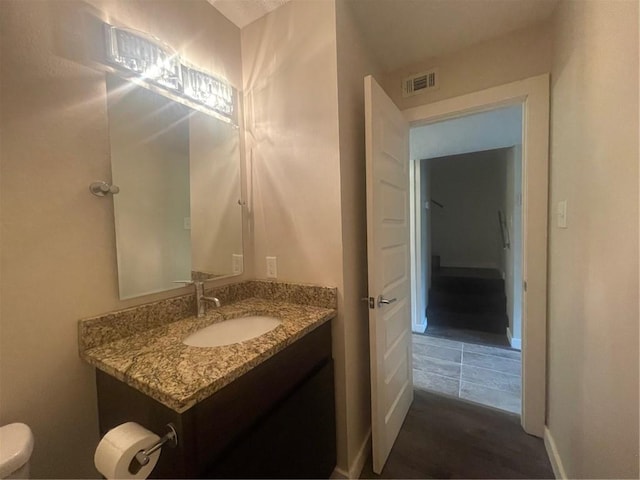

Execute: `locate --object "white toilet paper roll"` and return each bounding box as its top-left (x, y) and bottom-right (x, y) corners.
top-left (94, 422), bottom-right (161, 479)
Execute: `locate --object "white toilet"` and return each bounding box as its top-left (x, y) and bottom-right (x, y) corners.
top-left (0, 424), bottom-right (33, 479)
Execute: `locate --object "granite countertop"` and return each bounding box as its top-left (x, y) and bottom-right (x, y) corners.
top-left (79, 284), bottom-right (336, 413)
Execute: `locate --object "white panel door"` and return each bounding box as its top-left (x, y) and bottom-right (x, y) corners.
top-left (364, 75), bottom-right (412, 474)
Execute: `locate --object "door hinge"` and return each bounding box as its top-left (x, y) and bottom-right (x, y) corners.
top-left (361, 297), bottom-right (376, 309)
top-left (523, 281), bottom-right (527, 292)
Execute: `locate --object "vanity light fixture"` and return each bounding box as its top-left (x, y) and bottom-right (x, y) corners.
top-left (103, 23), bottom-right (236, 122)
top-left (105, 26), bottom-right (182, 91)
top-left (182, 65), bottom-right (234, 117)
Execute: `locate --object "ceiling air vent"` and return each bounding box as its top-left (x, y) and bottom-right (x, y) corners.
top-left (402, 69), bottom-right (438, 97)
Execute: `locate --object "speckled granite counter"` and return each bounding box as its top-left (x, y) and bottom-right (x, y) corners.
top-left (78, 281), bottom-right (336, 413)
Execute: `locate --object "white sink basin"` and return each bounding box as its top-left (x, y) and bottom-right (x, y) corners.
top-left (183, 316), bottom-right (282, 347)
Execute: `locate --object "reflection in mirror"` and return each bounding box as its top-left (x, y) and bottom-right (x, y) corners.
top-left (106, 75), bottom-right (243, 299)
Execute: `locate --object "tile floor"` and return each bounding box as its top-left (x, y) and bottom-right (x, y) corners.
top-left (412, 333), bottom-right (522, 414)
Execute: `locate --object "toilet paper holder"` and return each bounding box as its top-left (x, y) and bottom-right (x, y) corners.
top-left (129, 424), bottom-right (178, 475)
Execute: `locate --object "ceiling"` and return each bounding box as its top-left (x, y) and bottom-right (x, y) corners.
top-left (207, 0), bottom-right (558, 73)
top-left (346, 0), bottom-right (558, 72)
top-left (208, 0), bottom-right (290, 29)
top-left (411, 105), bottom-right (523, 161)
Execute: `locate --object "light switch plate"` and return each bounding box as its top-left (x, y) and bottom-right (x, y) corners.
top-left (557, 200), bottom-right (567, 228)
top-left (183, 217), bottom-right (191, 230)
top-left (266, 256), bottom-right (277, 278)
top-left (232, 254), bottom-right (243, 274)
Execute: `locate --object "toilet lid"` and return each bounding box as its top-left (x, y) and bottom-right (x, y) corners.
top-left (0, 423), bottom-right (34, 478)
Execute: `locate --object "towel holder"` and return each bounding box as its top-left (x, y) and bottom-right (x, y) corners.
top-left (90, 181), bottom-right (120, 197)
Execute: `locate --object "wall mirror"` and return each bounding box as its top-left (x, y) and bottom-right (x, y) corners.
top-left (106, 74), bottom-right (243, 299)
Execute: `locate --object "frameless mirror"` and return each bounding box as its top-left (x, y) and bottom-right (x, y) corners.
top-left (106, 75), bottom-right (243, 299)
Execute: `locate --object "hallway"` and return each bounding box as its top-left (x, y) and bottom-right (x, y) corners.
top-left (360, 389), bottom-right (553, 479)
top-left (412, 334), bottom-right (521, 414)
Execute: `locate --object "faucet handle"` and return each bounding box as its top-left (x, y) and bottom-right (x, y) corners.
top-left (173, 280), bottom-right (194, 286)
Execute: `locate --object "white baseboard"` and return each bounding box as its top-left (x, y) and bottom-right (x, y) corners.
top-left (330, 428), bottom-right (371, 479)
top-left (330, 467), bottom-right (348, 479)
top-left (544, 427), bottom-right (567, 479)
top-left (349, 428), bottom-right (372, 479)
top-left (412, 322), bottom-right (427, 333)
top-left (506, 327), bottom-right (522, 350)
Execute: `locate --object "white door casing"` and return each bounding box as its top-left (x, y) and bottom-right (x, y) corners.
top-left (403, 74), bottom-right (549, 436)
top-left (410, 159), bottom-right (427, 333)
top-left (364, 75), bottom-right (413, 474)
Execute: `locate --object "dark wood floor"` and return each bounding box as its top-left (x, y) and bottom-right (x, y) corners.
top-left (360, 389), bottom-right (554, 479)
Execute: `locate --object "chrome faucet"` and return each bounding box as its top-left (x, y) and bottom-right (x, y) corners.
top-left (174, 280), bottom-right (221, 317)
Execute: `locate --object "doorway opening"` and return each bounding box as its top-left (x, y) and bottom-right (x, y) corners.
top-left (366, 75), bottom-right (549, 472)
top-left (409, 106), bottom-right (523, 414)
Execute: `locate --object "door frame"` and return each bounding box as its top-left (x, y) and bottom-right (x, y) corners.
top-left (409, 159), bottom-right (427, 333)
top-left (404, 74), bottom-right (549, 436)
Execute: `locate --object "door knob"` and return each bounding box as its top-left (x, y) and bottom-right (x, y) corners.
top-left (377, 295), bottom-right (397, 308)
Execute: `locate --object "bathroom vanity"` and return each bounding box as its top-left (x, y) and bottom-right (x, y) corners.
top-left (79, 281), bottom-right (337, 478)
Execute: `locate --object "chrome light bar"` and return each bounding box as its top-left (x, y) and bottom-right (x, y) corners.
top-left (104, 24), bottom-right (235, 121)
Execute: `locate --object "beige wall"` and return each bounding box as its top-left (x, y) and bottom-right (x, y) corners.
top-left (429, 149), bottom-right (508, 271)
top-left (547, 0), bottom-right (639, 477)
top-left (241, 0), bottom-right (342, 286)
top-left (381, 20), bottom-right (553, 110)
top-left (335, 0), bottom-right (384, 474)
top-left (0, 1), bottom-right (244, 476)
top-left (240, 0), bottom-right (351, 471)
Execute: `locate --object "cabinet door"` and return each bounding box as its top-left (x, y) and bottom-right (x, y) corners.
top-left (204, 361), bottom-right (336, 479)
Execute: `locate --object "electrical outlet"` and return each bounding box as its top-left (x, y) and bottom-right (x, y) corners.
top-left (266, 256), bottom-right (277, 278)
top-left (183, 217), bottom-right (191, 230)
top-left (232, 254), bottom-right (243, 275)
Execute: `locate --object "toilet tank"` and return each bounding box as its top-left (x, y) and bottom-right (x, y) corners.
top-left (0, 423), bottom-right (33, 479)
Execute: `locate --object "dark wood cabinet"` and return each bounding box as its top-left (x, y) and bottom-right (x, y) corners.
top-left (96, 322), bottom-right (336, 478)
